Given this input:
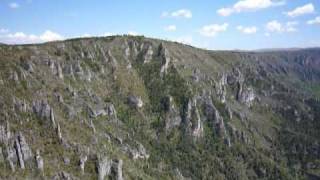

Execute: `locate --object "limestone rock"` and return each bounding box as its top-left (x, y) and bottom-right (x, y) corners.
top-left (217, 73), bottom-right (227, 103)
top-left (13, 97), bottom-right (30, 113)
top-left (10, 71), bottom-right (19, 82)
top-left (6, 146), bottom-right (17, 172)
top-left (64, 157), bottom-right (71, 165)
top-left (0, 147), bottom-right (4, 164)
top-left (106, 103), bottom-right (117, 120)
top-left (63, 64), bottom-right (75, 78)
top-left (56, 62), bottom-right (64, 79)
top-left (238, 87), bottom-right (255, 107)
top-left (21, 61), bottom-right (34, 73)
top-left (32, 100), bottom-right (56, 127)
top-left (35, 149), bottom-right (44, 171)
top-left (97, 155), bottom-right (112, 180)
top-left (127, 95), bottom-right (143, 108)
top-left (203, 98), bottom-right (227, 137)
top-left (74, 61), bottom-right (84, 77)
top-left (79, 155), bottom-right (87, 174)
top-left (163, 96), bottom-right (181, 131)
top-left (56, 123), bottom-right (63, 142)
top-left (53, 171), bottom-right (77, 180)
top-left (185, 97), bottom-right (203, 138)
top-left (191, 69), bottom-right (200, 82)
top-left (0, 122), bottom-right (11, 144)
top-left (89, 107), bottom-right (107, 118)
top-left (143, 44), bottom-right (153, 63)
top-left (158, 43), bottom-right (171, 76)
top-left (106, 50), bottom-right (118, 68)
top-left (14, 133), bottom-right (33, 169)
top-left (112, 159), bottom-right (123, 180)
top-left (123, 142), bottom-right (149, 160)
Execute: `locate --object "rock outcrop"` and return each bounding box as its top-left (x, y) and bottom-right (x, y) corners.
top-left (112, 159), bottom-right (123, 180)
top-left (97, 155), bottom-right (112, 180)
top-left (238, 87), bottom-right (255, 107)
top-left (122, 142), bottom-right (149, 160)
top-left (158, 43), bottom-right (171, 76)
top-left (163, 96), bottom-right (182, 131)
top-left (32, 100), bottom-right (56, 127)
top-left (79, 155), bottom-right (87, 174)
top-left (185, 97), bottom-right (203, 138)
top-left (127, 95), bottom-right (143, 108)
top-left (142, 44), bottom-right (154, 63)
top-left (35, 149), bottom-right (44, 171)
top-left (52, 171), bottom-right (77, 180)
top-left (16, 133), bottom-right (33, 169)
top-left (217, 73), bottom-right (227, 103)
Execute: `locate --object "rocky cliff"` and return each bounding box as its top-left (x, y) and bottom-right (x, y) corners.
top-left (0, 36), bottom-right (319, 179)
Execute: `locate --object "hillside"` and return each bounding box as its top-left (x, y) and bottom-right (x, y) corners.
top-left (0, 35), bottom-right (319, 180)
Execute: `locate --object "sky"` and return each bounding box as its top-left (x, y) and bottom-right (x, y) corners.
top-left (0, 0), bottom-right (320, 50)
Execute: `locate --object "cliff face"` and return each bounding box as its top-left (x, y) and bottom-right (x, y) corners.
top-left (0, 36), bottom-right (319, 179)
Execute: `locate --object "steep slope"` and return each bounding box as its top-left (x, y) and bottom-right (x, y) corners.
top-left (0, 36), bottom-right (319, 179)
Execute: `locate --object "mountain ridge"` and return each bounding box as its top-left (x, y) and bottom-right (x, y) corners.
top-left (0, 35), bottom-right (319, 179)
top-left (1, 35), bottom-right (319, 53)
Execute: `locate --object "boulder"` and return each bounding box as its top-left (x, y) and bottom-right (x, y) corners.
top-left (127, 95), bottom-right (143, 108)
top-left (89, 108), bottom-right (107, 118)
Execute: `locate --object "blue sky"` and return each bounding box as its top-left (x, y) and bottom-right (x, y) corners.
top-left (0, 0), bottom-right (320, 50)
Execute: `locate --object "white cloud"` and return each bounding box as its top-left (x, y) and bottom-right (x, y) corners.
top-left (266, 20), bottom-right (299, 33)
top-left (0, 28), bottom-right (9, 33)
top-left (9, 2), bottom-right (19, 9)
top-left (174, 36), bottom-right (193, 45)
top-left (80, 32), bottom-right (115, 37)
top-left (161, 9), bottom-right (192, 19)
top-left (0, 30), bottom-right (63, 44)
top-left (307, 16), bottom-right (320, 25)
top-left (217, 8), bottom-right (234, 17)
top-left (102, 32), bottom-right (113, 36)
top-left (127, 31), bottom-right (139, 36)
top-left (217, 0), bottom-right (284, 16)
top-left (286, 3), bottom-right (314, 17)
top-left (286, 21), bottom-right (299, 32)
top-left (39, 30), bottom-right (64, 41)
top-left (164, 25), bottom-right (177, 32)
top-left (237, 26), bottom-right (257, 34)
top-left (80, 33), bottom-right (92, 38)
top-left (199, 23), bottom-right (228, 37)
